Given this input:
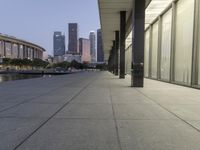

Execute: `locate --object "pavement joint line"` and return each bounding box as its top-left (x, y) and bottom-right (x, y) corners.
top-left (12, 76), bottom-right (97, 150)
top-left (135, 88), bottom-right (200, 133)
top-left (0, 76), bottom-right (88, 114)
top-left (0, 116), bottom-right (49, 119)
top-left (108, 81), bottom-right (123, 150)
top-left (0, 116), bottom-right (183, 121)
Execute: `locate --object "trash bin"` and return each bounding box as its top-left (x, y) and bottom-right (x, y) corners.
top-left (131, 63), bottom-right (144, 85)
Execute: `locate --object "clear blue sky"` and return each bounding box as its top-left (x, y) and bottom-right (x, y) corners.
top-left (0, 0), bottom-right (100, 55)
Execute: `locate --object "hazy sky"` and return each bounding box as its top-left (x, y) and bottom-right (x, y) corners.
top-left (0, 0), bottom-right (100, 55)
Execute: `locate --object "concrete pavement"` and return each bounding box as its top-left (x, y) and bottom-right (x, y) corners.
top-left (0, 71), bottom-right (200, 150)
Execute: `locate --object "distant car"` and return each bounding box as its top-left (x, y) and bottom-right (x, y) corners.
top-left (54, 67), bottom-right (65, 73)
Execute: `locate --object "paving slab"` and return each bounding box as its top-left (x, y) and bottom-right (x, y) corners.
top-left (0, 103), bottom-right (62, 118)
top-left (117, 120), bottom-right (200, 150)
top-left (0, 72), bottom-right (200, 150)
top-left (71, 88), bottom-right (111, 104)
top-left (0, 103), bottom-right (18, 111)
top-left (55, 103), bottom-right (113, 119)
top-left (0, 118), bottom-right (45, 150)
top-left (164, 104), bottom-right (200, 121)
top-left (114, 103), bottom-right (177, 120)
top-left (17, 119), bottom-right (120, 150)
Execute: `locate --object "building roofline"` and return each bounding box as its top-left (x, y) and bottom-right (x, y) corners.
top-left (0, 33), bottom-right (46, 51)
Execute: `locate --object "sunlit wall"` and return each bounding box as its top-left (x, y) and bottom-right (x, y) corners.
top-left (144, 29), bottom-right (150, 77)
top-left (151, 21), bottom-right (158, 79)
top-left (160, 9), bottom-right (172, 81)
top-left (144, 0), bottom-right (200, 87)
top-left (198, 0), bottom-right (200, 85)
top-left (125, 31), bottom-right (132, 75)
top-left (174, 0), bottom-right (194, 85)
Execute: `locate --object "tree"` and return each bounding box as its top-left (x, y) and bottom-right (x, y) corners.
top-left (10, 58), bottom-right (23, 69)
top-left (96, 64), bottom-right (107, 71)
top-left (52, 61), bottom-right (70, 69)
top-left (32, 58), bottom-right (49, 68)
top-left (70, 60), bottom-right (81, 69)
top-left (2, 58), bottom-right (11, 66)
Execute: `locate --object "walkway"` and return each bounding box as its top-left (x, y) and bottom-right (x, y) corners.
top-left (0, 71), bottom-right (200, 150)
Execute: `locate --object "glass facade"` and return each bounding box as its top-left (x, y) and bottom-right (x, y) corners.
top-left (34, 50), bottom-right (38, 58)
top-left (198, 0), bottom-right (200, 85)
top-left (0, 35), bottom-right (44, 60)
top-left (174, 0), bottom-right (194, 85)
top-left (160, 9), bottom-right (172, 81)
top-left (24, 46), bottom-right (28, 58)
top-left (0, 41), bottom-right (4, 57)
top-left (144, 29), bottom-right (150, 77)
top-left (125, 45), bottom-right (132, 75)
top-left (19, 45), bottom-right (23, 59)
top-left (12, 44), bottom-right (18, 58)
top-left (5, 42), bottom-right (12, 58)
top-left (144, 0), bottom-right (199, 88)
top-left (28, 48), bottom-right (33, 59)
top-left (151, 21), bottom-right (159, 78)
top-left (125, 31), bottom-right (132, 75)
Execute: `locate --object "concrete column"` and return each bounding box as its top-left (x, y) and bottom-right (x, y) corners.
top-left (191, 0), bottom-right (199, 86)
top-left (23, 45), bottom-right (26, 59)
top-left (131, 0), bottom-right (145, 87)
top-left (120, 11), bottom-right (126, 79)
top-left (17, 44), bottom-right (20, 58)
top-left (33, 49), bottom-right (35, 59)
top-left (113, 40), bottom-right (117, 75)
top-left (11, 42), bottom-right (13, 58)
top-left (111, 46), bottom-right (114, 74)
top-left (3, 41), bottom-right (6, 57)
top-left (115, 31), bottom-right (119, 76)
top-left (157, 16), bottom-right (162, 80)
top-left (108, 54), bottom-right (111, 72)
top-left (170, 2), bottom-right (176, 82)
top-left (109, 49), bottom-right (112, 73)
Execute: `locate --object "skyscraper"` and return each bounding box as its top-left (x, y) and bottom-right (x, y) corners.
top-left (97, 29), bottom-right (104, 62)
top-left (89, 31), bottom-right (96, 62)
top-left (68, 23), bottom-right (78, 53)
top-left (53, 32), bottom-right (65, 57)
top-left (79, 38), bottom-right (91, 63)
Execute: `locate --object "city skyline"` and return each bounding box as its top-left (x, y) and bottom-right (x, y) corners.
top-left (0, 0), bottom-right (100, 56)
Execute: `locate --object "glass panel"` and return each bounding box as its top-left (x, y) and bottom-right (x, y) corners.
top-left (198, 0), bottom-right (200, 85)
top-left (28, 48), bottom-right (33, 59)
top-left (125, 45), bottom-right (132, 75)
top-left (12, 44), bottom-right (18, 58)
top-left (144, 29), bottom-right (150, 77)
top-left (151, 21), bottom-right (159, 78)
top-left (34, 50), bottom-right (37, 58)
top-left (145, 0), bottom-right (173, 28)
top-left (5, 42), bottom-right (12, 58)
top-left (160, 9), bottom-right (172, 81)
top-left (0, 41), bottom-right (4, 57)
top-left (19, 45), bottom-right (23, 59)
top-left (174, 0), bottom-right (194, 84)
